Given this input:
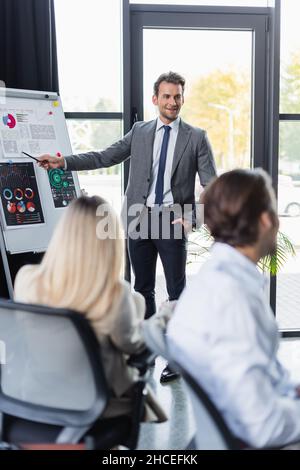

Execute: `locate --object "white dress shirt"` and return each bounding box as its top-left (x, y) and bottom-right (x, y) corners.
top-left (168, 242), bottom-right (300, 448)
top-left (146, 117), bottom-right (180, 207)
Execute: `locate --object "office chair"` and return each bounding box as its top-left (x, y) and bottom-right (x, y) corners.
top-left (0, 299), bottom-right (148, 450)
top-left (168, 360), bottom-right (244, 450)
top-left (142, 317), bottom-right (244, 450)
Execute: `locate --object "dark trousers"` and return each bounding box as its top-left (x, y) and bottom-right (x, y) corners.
top-left (128, 210), bottom-right (187, 319)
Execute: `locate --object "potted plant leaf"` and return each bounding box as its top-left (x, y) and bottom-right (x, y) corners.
top-left (188, 225), bottom-right (295, 276)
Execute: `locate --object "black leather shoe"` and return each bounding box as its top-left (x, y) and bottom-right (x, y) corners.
top-left (160, 364), bottom-right (180, 384)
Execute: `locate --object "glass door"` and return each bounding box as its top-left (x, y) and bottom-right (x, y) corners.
top-left (142, 28), bottom-right (252, 172)
top-left (129, 6), bottom-right (271, 304)
top-left (130, 7), bottom-right (269, 170)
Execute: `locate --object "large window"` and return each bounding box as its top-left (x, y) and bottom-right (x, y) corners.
top-left (131, 4), bottom-right (269, 303)
top-left (143, 28), bottom-right (252, 172)
top-left (277, 0), bottom-right (300, 329)
top-left (54, 0), bottom-right (123, 211)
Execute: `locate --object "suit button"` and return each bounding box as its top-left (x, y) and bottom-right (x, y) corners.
top-left (147, 178), bottom-right (150, 182)
top-left (143, 195), bottom-right (146, 199)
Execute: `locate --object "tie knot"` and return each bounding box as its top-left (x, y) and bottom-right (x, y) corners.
top-left (163, 125), bottom-right (171, 133)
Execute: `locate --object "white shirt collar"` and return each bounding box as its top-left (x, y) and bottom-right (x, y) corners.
top-left (211, 242), bottom-right (267, 289)
top-left (156, 116), bottom-right (180, 132)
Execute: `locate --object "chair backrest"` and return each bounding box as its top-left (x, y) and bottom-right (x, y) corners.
top-left (142, 319), bottom-right (242, 450)
top-left (170, 359), bottom-right (242, 450)
top-left (0, 299), bottom-right (108, 430)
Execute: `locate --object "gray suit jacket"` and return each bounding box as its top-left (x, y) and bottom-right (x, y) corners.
top-left (66, 119), bottom-right (217, 233)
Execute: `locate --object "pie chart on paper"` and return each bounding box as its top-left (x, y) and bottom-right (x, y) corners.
top-left (26, 202), bottom-right (36, 213)
top-left (2, 114), bottom-right (16, 129)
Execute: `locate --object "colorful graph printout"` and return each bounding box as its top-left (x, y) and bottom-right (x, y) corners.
top-left (48, 168), bottom-right (77, 208)
top-left (0, 162), bottom-right (44, 227)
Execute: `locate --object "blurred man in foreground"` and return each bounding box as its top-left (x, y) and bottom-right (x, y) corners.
top-left (168, 168), bottom-right (300, 449)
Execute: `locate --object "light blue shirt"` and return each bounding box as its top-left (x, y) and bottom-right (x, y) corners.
top-left (146, 117), bottom-right (180, 207)
top-left (168, 242), bottom-right (300, 448)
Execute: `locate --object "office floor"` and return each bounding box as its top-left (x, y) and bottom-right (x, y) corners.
top-left (137, 356), bottom-right (195, 450)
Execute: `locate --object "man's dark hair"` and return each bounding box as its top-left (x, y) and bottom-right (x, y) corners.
top-left (153, 71), bottom-right (185, 96)
top-left (201, 168), bottom-right (277, 246)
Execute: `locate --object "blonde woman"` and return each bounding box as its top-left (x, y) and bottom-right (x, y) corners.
top-left (14, 195), bottom-right (166, 422)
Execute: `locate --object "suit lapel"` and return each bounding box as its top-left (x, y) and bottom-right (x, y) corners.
top-left (143, 120), bottom-right (157, 172)
top-left (171, 120), bottom-right (192, 178)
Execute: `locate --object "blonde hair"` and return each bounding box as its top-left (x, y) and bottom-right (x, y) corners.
top-left (32, 195), bottom-right (124, 324)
